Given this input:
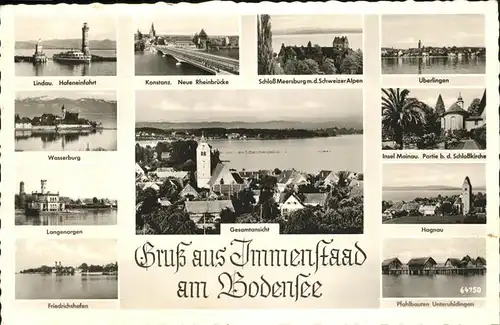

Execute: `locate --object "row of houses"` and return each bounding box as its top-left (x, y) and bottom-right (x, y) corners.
top-left (382, 256), bottom-right (486, 275)
top-left (136, 163), bottom-right (364, 228)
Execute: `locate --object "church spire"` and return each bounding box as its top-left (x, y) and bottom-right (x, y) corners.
top-left (200, 131), bottom-right (206, 142)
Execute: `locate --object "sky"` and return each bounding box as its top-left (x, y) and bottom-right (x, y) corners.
top-left (382, 163), bottom-right (485, 188)
top-left (135, 15), bottom-right (239, 35)
top-left (270, 15), bottom-right (363, 34)
top-left (16, 239), bottom-right (116, 272)
top-left (16, 91), bottom-right (116, 102)
top-left (16, 161), bottom-right (119, 199)
top-left (15, 16), bottom-right (116, 41)
top-left (135, 89), bottom-right (363, 123)
top-left (381, 15), bottom-right (485, 48)
top-left (387, 88), bottom-right (485, 112)
top-left (383, 238), bottom-right (486, 264)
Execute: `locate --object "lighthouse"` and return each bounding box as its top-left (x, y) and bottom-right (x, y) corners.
top-left (81, 22), bottom-right (90, 55)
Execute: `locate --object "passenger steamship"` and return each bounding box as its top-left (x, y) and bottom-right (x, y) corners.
top-left (53, 49), bottom-right (91, 63)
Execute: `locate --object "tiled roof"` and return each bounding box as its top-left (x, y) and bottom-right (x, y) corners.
top-left (185, 200), bottom-right (234, 215)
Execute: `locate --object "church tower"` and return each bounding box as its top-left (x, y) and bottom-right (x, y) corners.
top-left (196, 133), bottom-right (211, 189)
top-left (457, 92), bottom-right (464, 109)
top-left (461, 176), bottom-right (472, 215)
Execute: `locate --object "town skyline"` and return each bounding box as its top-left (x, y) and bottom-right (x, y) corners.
top-left (383, 238), bottom-right (486, 263)
top-left (381, 14), bottom-right (485, 48)
top-left (135, 89), bottom-right (363, 123)
top-left (15, 16), bottom-right (117, 41)
top-left (383, 163), bottom-right (485, 189)
top-left (135, 15), bottom-right (239, 35)
top-left (269, 15), bottom-right (363, 35)
top-left (16, 91), bottom-right (117, 102)
top-left (16, 239), bottom-right (116, 272)
top-left (401, 88), bottom-right (485, 110)
top-left (16, 162), bottom-right (119, 199)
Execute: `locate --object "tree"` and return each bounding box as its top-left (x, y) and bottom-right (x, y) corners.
top-left (340, 49), bottom-right (363, 74)
top-left (220, 207), bottom-right (237, 223)
top-left (257, 15), bottom-right (277, 75)
top-left (79, 263), bottom-right (89, 271)
top-left (467, 98), bottom-right (482, 116)
top-left (143, 206), bottom-right (198, 234)
top-left (381, 88), bottom-right (426, 149)
top-left (435, 94), bottom-right (446, 116)
top-left (92, 197), bottom-right (98, 204)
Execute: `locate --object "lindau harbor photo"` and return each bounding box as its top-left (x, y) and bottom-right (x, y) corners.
top-left (382, 88), bottom-right (486, 150)
top-left (15, 161), bottom-right (118, 226)
top-left (382, 238), bottom-right (486, 298)
top-left (135, 89), bottom-right (363, 235)
top-left (15, 16), bottom-right (117, 77)
top-left (16, 239), bottom-right (118, 299)
top-left (258, 15), bottom-right (363, 75)
top-left (382, 163), bottom-right (486, 224)
top-left (15, 91), bottom-right (117, 152)
top-left (381, 15), bottom-right (485, 75)
top-left (135, 15), bottom-right (239, 76)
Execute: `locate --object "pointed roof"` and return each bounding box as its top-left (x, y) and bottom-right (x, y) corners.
top-left (463, 176), bottom-right (472, 187)
top-left (179, 184), bottom-right (200, 198)
top-left (407, 257), bottom-right (437, 267)
top-left (382, 257), bottom-right (402, 266)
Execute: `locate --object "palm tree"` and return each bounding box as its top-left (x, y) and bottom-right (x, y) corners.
top-left (382, 88), bottom-right (426, 149)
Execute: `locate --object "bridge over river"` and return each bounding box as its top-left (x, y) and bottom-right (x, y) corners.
top-left (154, 45), bottom-right (239, 75)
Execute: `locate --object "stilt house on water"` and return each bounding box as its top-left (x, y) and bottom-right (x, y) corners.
top-left (381, 257), bottom-right (403, 274)
top-left (382, 255), bottom-right (486, 275)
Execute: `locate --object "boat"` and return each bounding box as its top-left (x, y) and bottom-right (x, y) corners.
top-left (53, 49), bottom-right (91, 63)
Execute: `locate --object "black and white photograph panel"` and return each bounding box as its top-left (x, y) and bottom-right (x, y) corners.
top-left (134, 15), bottom-right (239, 76)
top-left (135, 89), bottom-right (363, 235)
top-left (382, 88), bottom-right (486, 150)
top-left (257, 15), bottom-right (363, 75)
top-left (15, 16), bottom-right (117, 77)
top-left (381, 15), bottom-right (485, 75)
top-left (382, 238), bottom-right (486, 298)
top-left (15, 91), bottom-right (117, 152)
top-left (15, 162), bottom-right (118, 226)
top-left (382, 163), bottom-right (486, 224)
top-left (15, 239), bottom-right (118, 300)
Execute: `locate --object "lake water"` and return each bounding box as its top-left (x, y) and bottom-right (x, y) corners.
top-left (382, 188), bottom-right (486, 201)
top-left (15, 209), bottom-right (117, 226)
top-left (15, 49), bottom-right (117, 77)
top-left (381, 56), bottom-right (486, 75)
top-left (135, 49), bottom-right (239, 76)
top-left (272, 33), bottom-right (363, 54)
top-left (15, 129), bottom-right (117, 151)
top-left (137, 135), bottom-right (363, 173)
top-left (383, 274), bottom-right (486, 298)
top-left (16, 273), bottom-right (118, 299)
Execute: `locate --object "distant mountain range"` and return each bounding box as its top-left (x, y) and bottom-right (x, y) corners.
top-left (273, 27), bottom-right (363, 36)
top-left (135, 119), bottom-right (363, 130)
top-left (383, 185), bottom-right (486, 191)
top-left (15, 39), bottom-right (116, 50)
top-left (15, 97), bottom-right (117, 118)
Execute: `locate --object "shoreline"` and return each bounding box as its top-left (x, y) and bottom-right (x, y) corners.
top-left (135, 134), bottom-right (362, 143)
